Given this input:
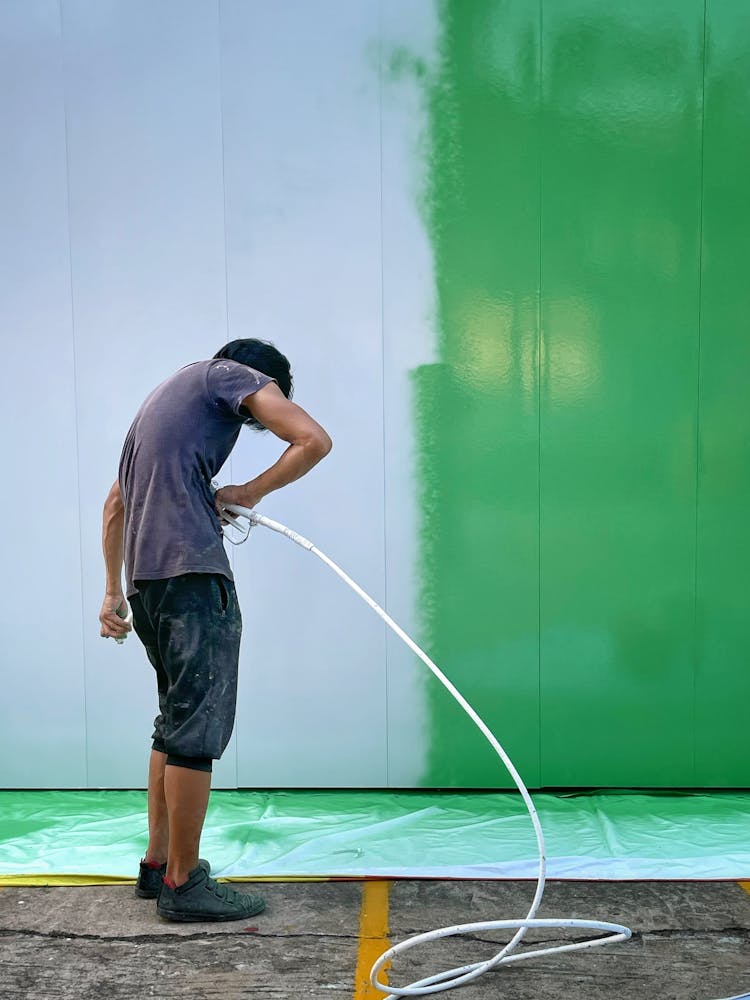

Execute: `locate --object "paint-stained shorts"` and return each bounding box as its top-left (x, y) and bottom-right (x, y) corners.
top-left (130, 573), bottom-right (242, 764)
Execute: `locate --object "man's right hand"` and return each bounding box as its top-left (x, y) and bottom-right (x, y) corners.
top-left (214, 483), bottom-right (264, 519)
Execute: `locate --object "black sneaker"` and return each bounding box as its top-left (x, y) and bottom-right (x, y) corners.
top-left (157, 864), bottom-right (265, 922)
top-left (135, 858), bottom-right (211, 899)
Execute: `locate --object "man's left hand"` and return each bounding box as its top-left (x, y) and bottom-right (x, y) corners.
top-left (99, 592), bottom-right (132, 640)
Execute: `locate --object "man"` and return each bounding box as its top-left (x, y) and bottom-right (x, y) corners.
top-left (98, 339), bottom-right (332, 921)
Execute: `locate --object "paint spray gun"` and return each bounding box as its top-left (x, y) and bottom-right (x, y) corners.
top-left (211, 479), bottom-right (254, 545)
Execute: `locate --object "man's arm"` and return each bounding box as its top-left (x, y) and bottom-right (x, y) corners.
top-left (215, 383), bottom-right (332, 511)
top-left (99, 480), bottom-right (132, 640)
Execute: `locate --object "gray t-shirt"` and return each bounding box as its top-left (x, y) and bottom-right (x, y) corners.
top-left (119, 358), bottom-right (273, 596)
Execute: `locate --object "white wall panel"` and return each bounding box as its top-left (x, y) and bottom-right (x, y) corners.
top-left (60, 0), bottom-right (236, 787)
top-left (0, 0), bottom-right (436, 789)
top-left (0, 1), bottom-right (87, 787)
top-left (220, 0), bottom-right (387, 786)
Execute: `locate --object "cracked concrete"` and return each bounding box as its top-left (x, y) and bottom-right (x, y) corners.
top-left (0, 880), bottom-right (748, 999)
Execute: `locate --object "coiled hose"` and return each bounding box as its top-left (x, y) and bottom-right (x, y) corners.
top-left (219, 503), bottom-right (634, 996)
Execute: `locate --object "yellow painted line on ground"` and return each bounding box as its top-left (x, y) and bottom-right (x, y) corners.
top-left (0, 875), bottom-right (334, 887)
top-left (0, 876), bottom-right (134, 887)
top-left (739, 882), bottom-right (750, 896)
top-left (353, 880), bottom-right (391, 999)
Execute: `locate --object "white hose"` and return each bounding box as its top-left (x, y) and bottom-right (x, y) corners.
top-left (221, 504), bottom-right (750, 1000)
top-left (221, 503), bottom-right (632, 995)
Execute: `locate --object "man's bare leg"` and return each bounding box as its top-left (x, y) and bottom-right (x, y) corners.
top-left (163, 764), bottom-right (211, 886)
top-left (144, 749), bottom-right (169, 865)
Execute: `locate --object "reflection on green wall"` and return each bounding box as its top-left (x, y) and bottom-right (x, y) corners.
top-left (410, 0), bottom-right (749, 787)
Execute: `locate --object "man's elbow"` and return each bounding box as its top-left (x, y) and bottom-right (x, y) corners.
top-left (314, 430), bottom-right (333, 459)
top-left (296, 428), bottom-right (332, 462)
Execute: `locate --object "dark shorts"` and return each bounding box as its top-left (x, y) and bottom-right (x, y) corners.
top-left (130, 573), bottom-right (242, 770)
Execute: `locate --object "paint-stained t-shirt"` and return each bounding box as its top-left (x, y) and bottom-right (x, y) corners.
top-left (119, 359), bottom-right (273, 597)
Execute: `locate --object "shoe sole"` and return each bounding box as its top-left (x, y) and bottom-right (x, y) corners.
top-left (135, 887), bottom-right (158, 899)
top-left (157, 900), bottom-right (266, 922)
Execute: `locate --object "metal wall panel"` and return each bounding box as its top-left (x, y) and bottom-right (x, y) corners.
top-left (2, 0), bottom-right (749, 791)
top-left (220, 0), bottom-right (388, 786)
top-left (0, 1), bottom-right (87, 787)
top-left (694, 0), bottom-right (750, 785)
top-left (538, 0), bottom-right (704, 785)
top-left (60, 0), bottom-right (235, 787)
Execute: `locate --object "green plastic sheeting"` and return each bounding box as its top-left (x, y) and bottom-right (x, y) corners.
top-left (1, 790), bottom-right (749, 883)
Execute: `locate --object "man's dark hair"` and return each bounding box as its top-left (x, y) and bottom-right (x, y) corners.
top-left (213, 338), bottom-right (293, 428)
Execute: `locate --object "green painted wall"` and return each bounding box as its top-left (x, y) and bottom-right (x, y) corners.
top-left (413, 0), bottom-right (749, 787)
top-left (694, 0), bottom-right (750, 785)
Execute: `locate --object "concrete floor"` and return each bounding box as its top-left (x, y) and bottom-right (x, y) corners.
top-left (0, 879), bottom-right (748, 1000)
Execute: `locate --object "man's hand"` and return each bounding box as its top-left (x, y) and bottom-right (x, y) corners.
top-left (214, 483), bottom-right (264, 515)
top-left (99, 592), bottom-right (132, 640)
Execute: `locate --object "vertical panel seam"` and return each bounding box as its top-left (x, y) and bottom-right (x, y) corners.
top-left (58, 0), bottom-right (89, 788)
top-left (692, 0), bottom-right (708, 785)
top-left (217, 0), bottom-right (231, 349)
top-left (216, 0), bottom-right (238, 787)
top-left (378, 0), bottom-right (390, 787)
top-left (537, 0), bottom-right (544, 789)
